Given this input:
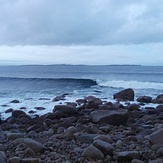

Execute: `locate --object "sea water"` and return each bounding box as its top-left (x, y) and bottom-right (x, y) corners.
top-left (0, 65), bottom-right (162, 119)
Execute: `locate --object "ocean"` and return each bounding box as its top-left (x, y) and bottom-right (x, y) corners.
top-left (0, 65), bottom-right (163, 119)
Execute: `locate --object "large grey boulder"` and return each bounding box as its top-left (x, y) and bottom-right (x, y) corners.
top-left (90, 109), bottom-right (128, 126)
top-left (53, 105), bottom-right (77, 115)
top-left (113, 88), bottom-right (134, 101)
top-left (149, 128), bottom-right (163, 145)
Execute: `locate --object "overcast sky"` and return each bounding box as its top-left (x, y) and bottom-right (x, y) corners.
top-left (0, 0), bottom-right (163, 65)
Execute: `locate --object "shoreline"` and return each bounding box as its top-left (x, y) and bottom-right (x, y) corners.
top-left (0, 88), bottom-right (163, 162)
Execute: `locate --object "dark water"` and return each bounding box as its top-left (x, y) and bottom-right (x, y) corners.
top-left (0, 65), bottom-right (162, 119)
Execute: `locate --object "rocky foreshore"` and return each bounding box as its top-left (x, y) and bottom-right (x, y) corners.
top-left (0, 88), bottom-right (163, 163)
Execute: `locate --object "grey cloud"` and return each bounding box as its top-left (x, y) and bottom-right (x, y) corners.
top-left (0, 0), bottom-right (163, 45)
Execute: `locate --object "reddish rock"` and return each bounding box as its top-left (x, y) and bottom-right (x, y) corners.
top-left (113, 88), bottom-right (134, 101)
top-left (137, 96), bottom-right (152, 103)
top-left (90, 109), bottom-right (129, 126)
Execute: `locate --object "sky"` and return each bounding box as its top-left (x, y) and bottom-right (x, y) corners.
top-left (0, 0), bottom-right (163, 65)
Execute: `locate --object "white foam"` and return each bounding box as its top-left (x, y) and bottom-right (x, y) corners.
top-left (97, 80), bottom-right (163, 90)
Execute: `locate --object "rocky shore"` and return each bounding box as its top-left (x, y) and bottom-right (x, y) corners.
top-left (0, 88), bottom-right (163, 163)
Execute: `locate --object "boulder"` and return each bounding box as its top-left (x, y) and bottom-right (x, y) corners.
top-left (7, 133), bottom-right (24, 140)
top-left (12, 110), bottom-right (26, 118)
top-left (85, 98), bottom-right (102, 109)
top-left (137, 96), bottom-right (152, 103)
top-left (8, 157), bottom-right (21, 163)
top-left (113, 88), bottom-right (134, 101)
top-left (21, 158), bottom-right (39, 163)
top-left (53, 105), bottom-right (77, 115)
top-left (93, 139), bottom-right (114, 156)
top-left (23, 138), bottom-right (46, 153)
top-left (113, 151), bottom-right (140, 162)
top-left (10, 100), bottom-right (20, 103)
top-left (127, 103), bottom-right (140, 111)
top-left (82, 144), bottom-right (104, 159)
top-left (90, 109), bottom-right (128, 126)
top-left (156, 94), bottom-right (163, 103)
top-left (149, 128), bottom-right (163, 145)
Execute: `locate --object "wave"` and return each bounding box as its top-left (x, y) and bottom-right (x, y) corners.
top-left (97, 80), bottom-right (163, 90)
top-left (0, 77), bottom-right (97, 87)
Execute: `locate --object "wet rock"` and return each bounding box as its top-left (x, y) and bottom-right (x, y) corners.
top-left (0, 144), bottom-right (7, 151)
top-left (113, 88), bottom-right (134, 101)
top-left (93, 139), bottom-right (114, 156)
top-left (149, 128), bottom-right (163, 145)
top-left (82, 145), bottom-right (104, 159)
top-left (23, 138), bottom-right (46, 153)
top-left (10, 100), bottom-right (20, 103)
top-left (52, 94), bottom-right (66, 102)
top-left (137, 96), bottom-right (152, 103)
top-left (5, 108), bottom-right (13, 113)
top-left (149, 159), bottom-right (163, 163)
top-left (12, 110), bottom-right (26, 118)
top-left (113, 151), bottom-right (140, 162)
top-left (35, 107), bottom-right (46, 110)
top-left (90, 109), bottom-right (128, 126)
top-left (156, 94), bottom-right (163, 103)
top-left (53, 105), bottom-right (77, 115)
top-left (93, 135), bottom-right (113, 144)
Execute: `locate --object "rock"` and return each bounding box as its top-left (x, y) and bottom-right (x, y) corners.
top-left (156, 94), bottom-right (163, 103)
top-left (53, 105), bottom-right (77, 115)
top-left (52, 94), bottom-right (66, 102)
top-left (149, 159), bottom-right (163, 163)
top-left (35, 107), bottom-right (46, 110)
top-left (93, 135), bottom-right (113, 144)
top-left (85, 98), bottom-right (102, 109)
top-left (156, 147), bottom-right (163, 156)
top-left (93, 139), bottom-right (114, 156)
top-left (149, 128), bottom-right (163, 145)
top-left (90, 109), bottom-right (128, 126)
top-left (131, 159), bottom-right (145, 163)
top-left (5, 108), bottom-right (13, 113)
top-left (23, 138), bottom-right (46, 153)
top-left (20, 158), bottom-right (39, 163)
top-left (8, 157), bottom-right (21, 163)
top-left (7, 133), bottom-right (24, 140)
top-left (113, 151), bottom-right (140, 162)
top-left (75, 133), bottom-right (100, 143)
top-left (0, 151), bottom-right (7, 163)
top-left (115, 140), bottom-right (124, 147)
top-left (82, 145), bottom-right (104, 159)
top-left (137, 96), bottom-right (152, 103)
top-left (10, 100), bottom-right (20, 103)
top-left (127, 103), bottom-right (140, 111)
top-left (12, 110), bottom-right (26, 118)
top-left (113, 88), bottom-right (134, 101)
top-left (0, 144), bottom-right (7, 151)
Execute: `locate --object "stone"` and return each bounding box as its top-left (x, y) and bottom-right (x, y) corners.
top-left (0, 151), bottom-right (7, 163)
top-left (35, 107), bottom-right (46, 110)
top-left (149, 128), bottom-right (163, 145)
top-left (82, 145), bottom-right (104, 159)
top-left (131, 159), bottom-right (145, 163)
top-left (12, 110), bottom-right (26, 118)
top-left (7, 133), bottom-right (24, 140)
top-left (8, 157), bottom-right (21, 163)
top-left (5, 108), bottom-right (13, 113)
top-left (156, 147), bottom-right (163, 156)
top-left (0, 144), bottom-right (7, 151)
top-left (113, 88), bottom-right (134, 101)
top-left (156, 94), bottom-right (163, 103)
top-left (93, 135), bottom-right (113, 144)
top-left (90, 109), bottom-right (128, 125)
top-left (23, 138), bottom-right (46, 153)
top-left (20, 158), bottom-right (39, 163)
top-left (137, 96), bottom-right (152, 103)
top-left (85, 98), bottom-right (102, 109)
top-left (10, 100), bottom-right (20, 103)
top-left (113, 151), bottom-right (140, 162)
top-left (149, 159), bottom-right (163, 163)
top-left (127, 103), bottom-right (140, 111)
top-left (53, 105), bottom-right (77, 115)
top-left (93, 139), bottom-right (114, 156)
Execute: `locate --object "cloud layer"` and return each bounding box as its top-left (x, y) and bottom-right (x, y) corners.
top-left (0, 0), bottom-right (163, 45)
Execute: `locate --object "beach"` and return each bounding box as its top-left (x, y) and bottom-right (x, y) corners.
top-left (0, 88), bottom-right (163, 162)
